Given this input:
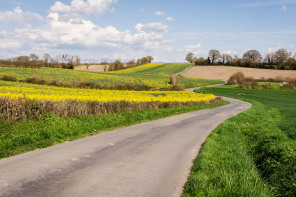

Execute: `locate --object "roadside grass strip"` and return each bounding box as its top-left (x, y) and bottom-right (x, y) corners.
top-left (184, 86), bottom-right (296, 196)
top-left (0, 101), bottom-right (228, 158)
top-left (183, 105), bottom-right (273, 196)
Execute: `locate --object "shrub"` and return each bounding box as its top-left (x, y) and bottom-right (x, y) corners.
top-left (25, 76), bottom-right (46, 85)
top-left (239, 77), bottom-right (259, 89)
top-left (281, 78), bottom-right (296, 89)
top-left (1, 75), bottom-right (17, 82)
top-left (261, 82), bottom-right (273, 89)
top-left (170, 74), bottom-right (178, 85)
top-left (227, 72), bottom-right (245, 85)
top-left (49, 79), bottom-right (62, 86)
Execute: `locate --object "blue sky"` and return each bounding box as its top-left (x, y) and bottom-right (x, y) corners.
top-left (0, 0), bottom-right (295, 62)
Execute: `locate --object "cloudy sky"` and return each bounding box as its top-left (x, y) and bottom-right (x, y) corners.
top-left (0, 0), bottom-right (295, 62)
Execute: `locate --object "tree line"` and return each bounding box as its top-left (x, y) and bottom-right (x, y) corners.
top-left (0, 53), bottom-right (81, 69)
top-left (186, 48), bottom-right (296, 70)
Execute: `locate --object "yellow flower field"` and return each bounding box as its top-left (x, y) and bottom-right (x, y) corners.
top-left (0, 81), bottom-right (216, 103)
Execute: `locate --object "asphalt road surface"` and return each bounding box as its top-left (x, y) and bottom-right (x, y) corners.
top-left (0, 97), bottom-right (251, 197)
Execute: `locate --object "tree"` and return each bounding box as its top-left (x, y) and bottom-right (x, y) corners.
top-left (141, 57), bottom-right (148, 65)
top-left (208, 49), bottom-right (221, 64)
top-left (242, 50), bottom-right (262, 62)
top-left (136, 59), bottom-right (141, 66)
top-left (16, 56), bottom-right (30, 62)
top-left (127, 60), bottom-right (136, 67)
top-left (221, 54), bottom-right (232, 64)
top-left (224, 54), bottom-right (233, 65)
top-left (29, 54), bottom-right (39, 62)
top-left (274, 48), bottom-right (291, 65)
top-left (186, 52), bottom-right (194, 63)
top-left (194, 57), bottom-right (207, 65)
top-left (264, 52), bottom-right (275, 65)
top-left (147, 56), bottom-right (154, 63)
top-left (114, 59), bottom-right (123, 70)
top-left (43, 53), bottom-right (51, 64)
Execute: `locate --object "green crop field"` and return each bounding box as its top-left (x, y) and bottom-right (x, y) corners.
top-left (0, 63), bottom-right (223, 89)
top-left (183, 86), bottom-right (296, 197)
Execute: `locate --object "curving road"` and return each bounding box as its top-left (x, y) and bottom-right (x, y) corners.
top-left (0, 96), bottom-right (251, 197)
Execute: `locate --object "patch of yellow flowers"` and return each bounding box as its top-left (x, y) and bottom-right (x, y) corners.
top-left (0, 81), bottom-right (216, 103)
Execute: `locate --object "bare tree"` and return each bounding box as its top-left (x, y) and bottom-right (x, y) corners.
top-left (242, 50), bottom-right (262, 62)
top-left (264, 52), bottom-right (275, 65)
top-left (208, 49), bottom-right (221, 64)
top-left (29, 54), bottom-right (39, 62)
top-left (43, 53), bottom-right (51, 64)
top-left (274, 48), bottom-right (291, 65)
top-left (101, 58), bottom-right (109, 65)
top-left (186, 52), bottom-right (194, 63)
top-left (224, 54), bottom-right (233, 64)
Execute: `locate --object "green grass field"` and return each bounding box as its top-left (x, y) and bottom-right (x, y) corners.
top-left (0, 63), bottom-right (223, 89)
top-left (183, 86), bottom-right (296, 197)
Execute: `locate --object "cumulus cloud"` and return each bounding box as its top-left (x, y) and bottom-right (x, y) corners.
top-left (0, 7), bottom-right (43, 25)
top-left (280, 5), bottom-right (288, 11)
top-left (49, 0), bottom-right (118, 23)
top-left (154, 11), bottom-right (166, 16)
top-left (178, 44), bottom-right (202, 55)
top-left (135, 22), bottom-right (169, 34)
top-left (0, 0), bottom-right (174, 61)
top-left (166, 17), bottom-right (175, 21)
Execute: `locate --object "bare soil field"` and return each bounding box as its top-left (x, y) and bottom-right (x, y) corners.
top-left (75, 65), bottom-right (107, 72)
top-left (183, 66), bottom-right (296, 80)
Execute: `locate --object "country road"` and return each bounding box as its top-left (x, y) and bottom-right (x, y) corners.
top-left (0, 97), bottom-right (251, 197)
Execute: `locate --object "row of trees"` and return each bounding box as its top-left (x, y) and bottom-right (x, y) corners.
top-left (186, 48), bottom-right (296, 70)
top-left (0, 53), bottom-right (81, 69)
top-left (106, 56), bottom-right (154, 71)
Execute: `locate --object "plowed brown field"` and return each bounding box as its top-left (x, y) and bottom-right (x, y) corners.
top-left (183, 66), bottom-right (296, 80)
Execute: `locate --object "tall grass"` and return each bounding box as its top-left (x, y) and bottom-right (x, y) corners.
top-left (0, 96), bottom-right (222, 122)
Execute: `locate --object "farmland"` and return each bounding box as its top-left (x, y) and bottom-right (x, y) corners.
top-left (0, 81), bottom-right (216, 103)
top-left (183, 86), bottom-right (296, 196)
top-left (183, 66), bottom-right (296, 80)
top-left (0, 63), bottom-right (223, 89)
top-left (0, 63), bottom-right (226, 158)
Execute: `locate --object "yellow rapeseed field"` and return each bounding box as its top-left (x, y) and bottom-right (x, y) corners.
top-left (0, 81), bottom-right (216, 103)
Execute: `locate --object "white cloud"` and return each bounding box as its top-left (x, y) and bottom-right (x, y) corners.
top-left (0, 7), bottom-right (43, 25)
top-left (0, 0), bottom-right (175, 61)
top-left (222, 50), bottom-right (238, 56)
top-left (280, 5), bottom-right (288, 11)
top-left (135, 22), bottom-right (169, 34)
top-left (166, 17), bottom-right (175, 21)
top-left (178, 44), bottom-right (202, 55)
top-left (154, 11), bottom-right (166, 16)
top-left (49, 0), bottom-right (118, 23)
top-left (267, 44), bottom-right (282, 53)
top-left (139, 8), bottom-right (145, 13)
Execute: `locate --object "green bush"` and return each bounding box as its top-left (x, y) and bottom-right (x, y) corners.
top-left (1, 75), bottom-right (17, 82)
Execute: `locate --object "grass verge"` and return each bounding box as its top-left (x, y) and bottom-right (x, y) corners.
top-left (0, 100), bottom-right (228, 159)
top-left (183, 86), bottom-right (296, 196)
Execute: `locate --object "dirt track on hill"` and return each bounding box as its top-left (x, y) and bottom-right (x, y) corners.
top-left (183, 66), bottom-right (296, 80)
top-left (75, 65), bottom-right (107, 72)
